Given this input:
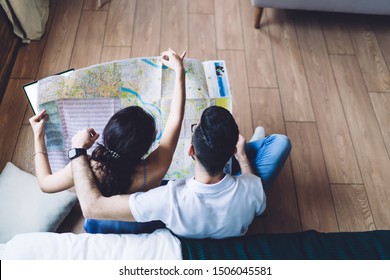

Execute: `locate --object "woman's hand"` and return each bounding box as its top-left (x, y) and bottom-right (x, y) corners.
top-left (161, 48), bottom-right (187, 72)
top-left (29, 110), bottom-right (48, 139)
top-left (72, 128), bottom-right (100, 149)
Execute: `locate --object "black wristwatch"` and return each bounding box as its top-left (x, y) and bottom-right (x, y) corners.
top-left (68, 148), bottom-right (87, 160)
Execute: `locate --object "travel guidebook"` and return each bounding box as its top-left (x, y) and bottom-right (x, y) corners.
top-left (35, 57), bottom-right (232, 179)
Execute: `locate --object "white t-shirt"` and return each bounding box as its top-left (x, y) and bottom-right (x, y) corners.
top-left (129, 173), bottom-right (266, 239)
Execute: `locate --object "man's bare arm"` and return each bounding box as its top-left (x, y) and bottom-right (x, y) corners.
top-left (235, 134), bottom-right (255, 175)
top-left (71, 128), bottom-right (135, 222)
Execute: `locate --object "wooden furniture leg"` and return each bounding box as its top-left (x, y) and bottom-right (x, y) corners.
top-left (96, 0), bottom-right (110, 9)
top-left (254, 7), bottom-right (264, 29)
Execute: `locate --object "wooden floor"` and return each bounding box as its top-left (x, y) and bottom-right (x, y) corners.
top-left (1, 0), bottom-right (389, 234)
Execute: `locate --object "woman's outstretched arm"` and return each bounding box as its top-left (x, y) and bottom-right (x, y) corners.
top-left (142, 48), bottom-right (187, 190)
top-left (29, 110), bottom-right (74, 193)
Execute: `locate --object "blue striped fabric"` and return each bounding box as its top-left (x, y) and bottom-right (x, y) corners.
top-left (179, 230), bottom-right (390, 260)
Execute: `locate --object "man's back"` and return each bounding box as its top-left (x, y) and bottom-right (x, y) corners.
top-left (129, 173), bottom-right (266, 239)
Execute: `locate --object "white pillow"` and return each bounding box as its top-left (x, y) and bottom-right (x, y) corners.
top-left (2, 229), bottom-right (182, 260)
top-left (0, 162), bottom-right (77, 243)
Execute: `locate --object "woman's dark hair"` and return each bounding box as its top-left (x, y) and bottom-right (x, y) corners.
top-left (192, 106), bottom-right (239, 176)
top-left (90, 106), bottom-right (156, 197)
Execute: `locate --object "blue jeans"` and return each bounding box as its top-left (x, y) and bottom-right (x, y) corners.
top-left (232, 134), bottom-right (291, 189)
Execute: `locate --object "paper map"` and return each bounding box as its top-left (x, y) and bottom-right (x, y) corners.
top-left (37, 57), bottom-right (231, 179)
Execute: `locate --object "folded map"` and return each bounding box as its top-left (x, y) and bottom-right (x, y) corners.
top-left (37, 57), bottom-right (231, 179)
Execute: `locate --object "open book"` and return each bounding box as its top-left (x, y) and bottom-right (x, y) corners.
top-left (37, 57), bottom-right (231, 179)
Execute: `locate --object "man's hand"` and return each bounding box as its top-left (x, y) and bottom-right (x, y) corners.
top-left (72, 128), bottom-right (99, 149)
top-left (235, 134), bottom-right (254, 174)
top-left (29, 110), bottom-right (49, 139)
top-left (235, 134), bottom-right (247, 162)
top-left (161, 48), bottom-right (187, 73)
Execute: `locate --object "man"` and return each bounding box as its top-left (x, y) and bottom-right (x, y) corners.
top-left (71, 106), bottom-right (291, 239)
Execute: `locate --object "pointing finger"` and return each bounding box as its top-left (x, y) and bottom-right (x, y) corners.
top-left (35, 109), bottom-right (47, 120)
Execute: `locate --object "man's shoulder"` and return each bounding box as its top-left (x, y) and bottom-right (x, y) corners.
top-left (157, 178), bottom-right (187, 192)
top-left (232, 173), bottom-right (263, 188)
top-left (233, 173), bottom-right (260, 181)
top-left (169, 178), bottom-right (187, 187)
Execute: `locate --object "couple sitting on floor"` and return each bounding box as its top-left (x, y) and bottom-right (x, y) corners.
top-left (29, 49), bottom-right (291, 239)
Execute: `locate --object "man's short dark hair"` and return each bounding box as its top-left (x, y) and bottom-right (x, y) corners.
top-left (192, 106), bottom-right (239, 176)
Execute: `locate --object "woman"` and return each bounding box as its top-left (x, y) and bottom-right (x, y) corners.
top-left (29, 48), bottom-right (186, 198)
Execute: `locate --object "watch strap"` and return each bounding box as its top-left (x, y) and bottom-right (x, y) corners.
top-left (68, 148), bottom-right (87, 160)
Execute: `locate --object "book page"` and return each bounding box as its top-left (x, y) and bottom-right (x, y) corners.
top-left (203, 60), bottom-right (231, 100)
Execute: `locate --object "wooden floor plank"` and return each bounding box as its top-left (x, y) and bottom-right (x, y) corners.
top-left (11, 125), bottom-right (35, 175)
top-left (369, 92), bottom-right (390, 155)
top-left (266, 9), bottom-right (315, 122)
top-left (249, 88), bottom-right (284, 134)
top-left (11, 41), bottom-right (45, 79)
top-left (70, 11), bottom-right (107, 69)
top-left (100, 47), bottom-right (131, 63)
top-left (263, 160), bottom-right (301, 233)
top-left (218, 50), bottom-right (253, 139)
top-left (214, 0), bottom-right (244, 50)
top-left (83, 0), bottom-right (110, 10)
top-left (330, 55), bottom-right (390, 229)
top-left (10, 0), bottom-right (58, 79)
top-left (104, 0), bottom-right (135, 47)
top-left (160, 0), bottom-right (188, 54)
top-left (320, 13), bottom-right (354, 55)
top-left (348, 19), bottom-right (390, 92)
top-left (331, 184), bottom-right (376, 232)
top-left (295, 16), bottom-right (362, 185)
top-left (246, 216), bottom-right (266, 235)
top-left (248, 88), bottom-right (301, 233)
top-left (286, 122), bottom-right (339, 232)
top-left (22, 105), bottom-right (34, 125)
top-left (240, 0), bottom-right (277, 88)
top-left (0, 79), bottom-right (29, 172)
top-left (36, 0), bottom-right (83, 78)
top-left (249, 88), bottom-right (300, 233)
top-left (189, 0), bottom-right (214, 14)
top-left (20, 78), bottom-right (34, 125)
top-left (372, 16), bottom-right (390, 71)
top-left (188, 14), bottom-right (217, 61)
top-left (131, 0), bottom-right (162, 57)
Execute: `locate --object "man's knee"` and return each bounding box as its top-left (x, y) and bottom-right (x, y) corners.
top-left (259, 134), bottom-right (291, 189)
top-left (266, 134), bottom-right (291, 155)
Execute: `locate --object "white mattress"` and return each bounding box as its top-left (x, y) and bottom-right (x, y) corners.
top-left (1, 229), bottom-right (182, 260)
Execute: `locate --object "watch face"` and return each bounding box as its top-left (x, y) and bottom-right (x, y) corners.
top-left (68, 148), bottom-right (87, 159)
top-left (68, 149), bottom-right (77, 159)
